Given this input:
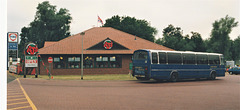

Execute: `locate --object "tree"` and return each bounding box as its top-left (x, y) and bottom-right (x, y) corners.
top-left (189, 32), bottom-right (206, 52)
top-left (157, 25), bottom-right (206, 51)
top-left (232, 36), bottom-right (240, 61)
top-left (103, 15), bottom-right (157, 42)
top-left (207, 15), bottom-right (238, 60)
top-left (19, 1), bottom-right (72, 58)
top-left (160, 24), bottom-right (186, 50)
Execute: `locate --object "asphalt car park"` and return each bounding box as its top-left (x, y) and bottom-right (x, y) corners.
top-left (7, 74), bottom-right (240, 110)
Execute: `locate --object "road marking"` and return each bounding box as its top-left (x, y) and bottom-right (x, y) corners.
top-left (7, 92), bottom-right (22, 94)
top-left (7, 93), bottom-right (23, 95)
top-left (17, 78), bottom-right (37, 110)
top-left (7, 105), bottom-right (31, 110)
top-left (7, 90), bottom-right (20, 92)
top-left (8, 95), bottom-right (24, 98)
top-left (7, 101), bottom-right (28, 106)
top-left (8, 98), bottom-right (26, 102)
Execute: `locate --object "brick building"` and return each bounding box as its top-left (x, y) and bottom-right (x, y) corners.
top-left (38, 27), bottom-right (173, 75)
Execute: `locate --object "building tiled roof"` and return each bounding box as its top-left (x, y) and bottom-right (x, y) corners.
top-left (38, 27), bottom-right (173, 54)
top-left (44, 41), bottom-right (57, 47)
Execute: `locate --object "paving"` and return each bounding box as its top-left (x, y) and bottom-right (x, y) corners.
top-left (7, 75), bottom-right (240, 110)
top-left (7, 79), bottom-right (35, 110)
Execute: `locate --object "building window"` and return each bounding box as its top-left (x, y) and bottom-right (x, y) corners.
top-left (84, 56), bottom-right (93, 68)
top-left (68, 57), bottom-right (80, 68)
top-left (109, 56), bottom-right (121, 68)
top-left (53, 57), bottom-right (66, 69)
top-left (96, 56), bottom-right (109, 68)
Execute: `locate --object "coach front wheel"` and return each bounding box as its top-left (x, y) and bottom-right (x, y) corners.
top-left (210, 72), bottom-right (216, 80)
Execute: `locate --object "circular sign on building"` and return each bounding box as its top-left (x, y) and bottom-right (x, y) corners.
top-left (48, 57), bottom-right (53, 63)
top-left (8, 32), bottom-right (18, 43)
top-left (103, 40), bottom-right (113, 49)
top-left (26, 43), bottom-right (38, 55)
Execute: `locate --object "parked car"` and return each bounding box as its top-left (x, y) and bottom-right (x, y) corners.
top-left (227, 67), bottom-right (240, 75)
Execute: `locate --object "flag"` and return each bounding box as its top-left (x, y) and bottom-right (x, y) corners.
top-left (98, 16), bottom-right (103, 25)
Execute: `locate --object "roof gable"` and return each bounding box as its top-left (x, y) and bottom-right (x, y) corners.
top-left (87, 38), bottom-right (129, 50)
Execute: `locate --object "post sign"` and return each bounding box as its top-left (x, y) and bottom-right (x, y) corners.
top-left (8, 32), bottom-right (18, 43)
top-left (8, 43), bottom-right (18, 50)
top-left (48, 57), bottom-right (53, 63)
top-left (26, 43), bottom-right (38, 55)
top-left (8, 50), bottom-right (18, 61)
top-left (25, 56), bottom-right (38, 67)
top-left (103, 40), bottom-right (113, 49)
top-left (9, 65), bottom-right (17, 73)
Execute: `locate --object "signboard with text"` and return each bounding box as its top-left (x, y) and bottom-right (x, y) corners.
top-left (8, 50), bottom-right (18, 61)
top-left (8, 43), bottom-right (18, 50)
top-left (25, 56), bottom-right (38, 67)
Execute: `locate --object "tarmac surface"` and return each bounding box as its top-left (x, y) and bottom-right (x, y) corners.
top-left (8, 75), bottom-right (240, 110)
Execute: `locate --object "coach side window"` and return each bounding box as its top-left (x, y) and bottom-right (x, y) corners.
top-left (168, 53), bottom-right (182, 64)
top-left (152, 52), bottom-right (158, 64)
top-left (209, 55), bottom-right (220, 65)
top-left (159, 52), bottom-right (167, 64)
top-left (197, 54), bottom-right (208, 65)
top-left (183, 53), bottom-right (196, 64)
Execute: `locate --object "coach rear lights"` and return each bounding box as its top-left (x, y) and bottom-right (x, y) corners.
top-left (145, 66), bottom-right (148, 71)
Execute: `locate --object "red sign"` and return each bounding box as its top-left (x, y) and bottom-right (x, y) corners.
top-left (26, 43), bottom-right (38, 55)
top-left (103, 40), bottom-right (113, 49)
top-left (8, 32), bottom-right (18, 42)
top-left (48, 57), bottom-right (53, 63)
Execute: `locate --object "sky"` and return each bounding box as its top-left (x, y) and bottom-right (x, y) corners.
top-left (7, 0), bottom-right (240, 40)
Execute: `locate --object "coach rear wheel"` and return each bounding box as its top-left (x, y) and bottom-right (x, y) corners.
top-left (170, 73), bottom-right (178, 82)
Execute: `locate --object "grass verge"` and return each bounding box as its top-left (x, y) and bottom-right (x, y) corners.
top-left (10, 73), bottom-right (136, 81)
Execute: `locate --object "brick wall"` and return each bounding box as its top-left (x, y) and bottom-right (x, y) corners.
top-left (39, 55), bottom-right (132, 75)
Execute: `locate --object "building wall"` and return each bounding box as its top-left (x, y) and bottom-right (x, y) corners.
top-left (39, 54), bottom-right (132, 75)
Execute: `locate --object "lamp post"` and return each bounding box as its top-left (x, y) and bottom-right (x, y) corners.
top-left (80, 32), bottom-right (85, 80)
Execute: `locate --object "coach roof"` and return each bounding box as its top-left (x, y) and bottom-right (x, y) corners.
top-left (139, 49), bottom-right (223, 56)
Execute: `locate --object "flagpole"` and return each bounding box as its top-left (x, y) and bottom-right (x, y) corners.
top-left (97, 15), bottom-right (98, 27)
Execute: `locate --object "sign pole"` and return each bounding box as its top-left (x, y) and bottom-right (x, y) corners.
top-left (48, 57), bottom-right (53, 80)
top-left (49, 63), bottom-right (51, 79)
top-left (80, 32), bottom-right (85, 80)
top-left (24, 42), bottom-right (38, 78)
top-left (24, 43), bottom-right (26, 78)
top-left (24, 61), bottom-right (26, 78)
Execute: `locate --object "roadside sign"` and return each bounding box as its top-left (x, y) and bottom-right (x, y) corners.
top-left (8, 32), bottom-right (18, 43)
top-left (25, 56), bottom-right (38, 67)
top-left (9, 65), bottom-right (17, 73)
top-left (8, 43), bottom-right (18, 50)
top-left (48, 57), bottom-right (53, 63)
top-left (129, 63), bottom-right (133, 70)
top-left (26, 43), bottom-right (38, 55)
top-left (8, 50), bottom-right (17, 61)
